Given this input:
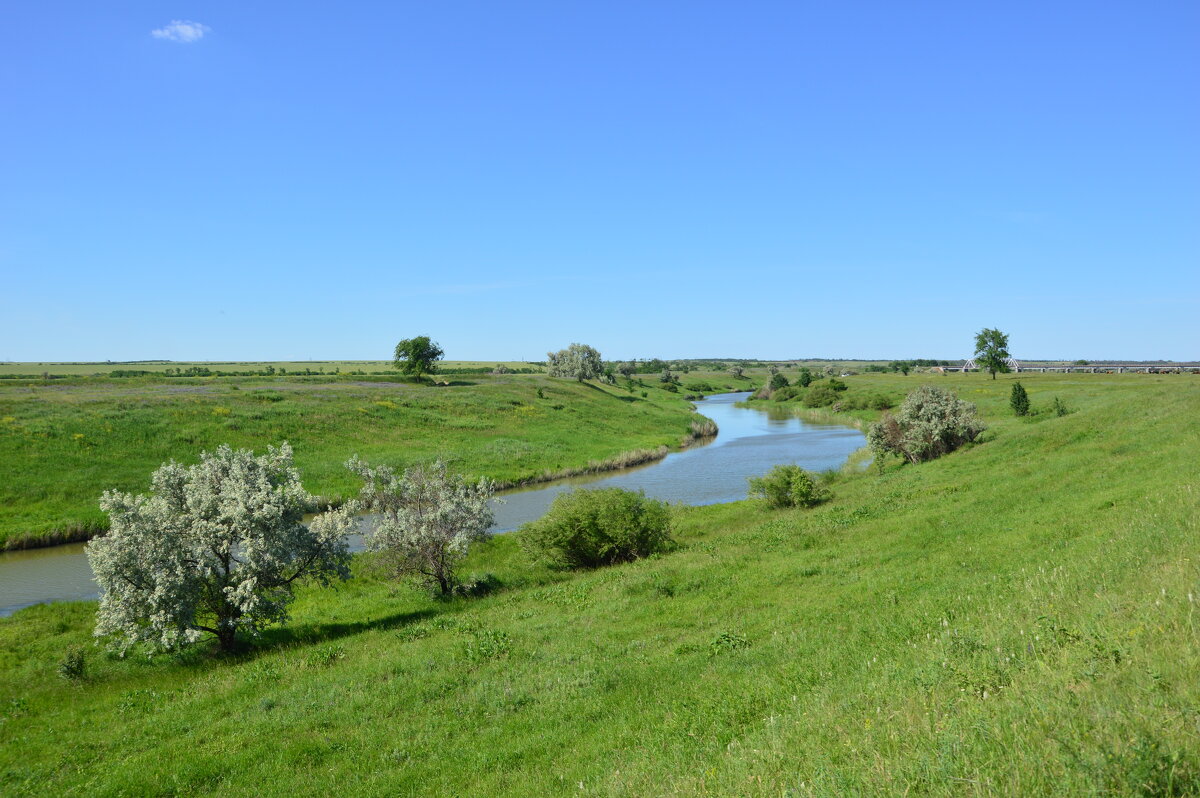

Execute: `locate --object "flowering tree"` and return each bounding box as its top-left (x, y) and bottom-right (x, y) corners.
top-left (87, 443), bottom-right (352, 655)
top-left (867, 386), bottom-right (986, 464)
top-left (546, 343), bottom-right (603, 381)
top-left (347, 457), bottom-right (495, 596)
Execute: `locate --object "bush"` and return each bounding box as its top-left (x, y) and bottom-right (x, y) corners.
top-left (518, 488), bottom-right (672, 569)
top-left (803, 384), bottom-right (839, 407)
top-left (1052, 396), bottom-right (1071, 416)
top-left (869, 393), bottom-right (894, 410)
top-left (771, 386), bottom-right (803, 402)
top-left (57, 646), bottom-right (87, 681)
top-left (748, 464), bottom-right (829, 509)
top-left (1010, 382), bottom-right (1030, 416)
top-left (769, 373), bottom-right (789, 391)
top-left (867, 385), bottom-right (986, 464)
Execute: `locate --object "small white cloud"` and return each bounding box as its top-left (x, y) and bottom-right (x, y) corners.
top-left (151, 20), bottom-right (211, 43)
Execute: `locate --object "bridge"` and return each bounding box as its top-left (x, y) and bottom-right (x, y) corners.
top-left (943, 358), bottom-right (1200, 374)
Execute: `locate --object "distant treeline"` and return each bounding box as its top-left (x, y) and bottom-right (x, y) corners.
top-left (862, 360), bottom-right (956, 373)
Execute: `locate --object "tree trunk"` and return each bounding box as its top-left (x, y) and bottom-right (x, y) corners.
top-left (216, 626), bottom-right (238, 652)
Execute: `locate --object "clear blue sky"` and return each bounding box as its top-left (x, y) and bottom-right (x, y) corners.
top-left (3, 2), bottom-right (1197, 362)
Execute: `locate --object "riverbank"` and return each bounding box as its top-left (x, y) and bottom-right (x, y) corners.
top-left (0, 374), bottom-right (704, 550)
top-left (1, 375), bottom-right (1196, 794)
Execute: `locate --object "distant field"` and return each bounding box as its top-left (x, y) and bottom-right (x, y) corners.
top-left (0, 373), bottom-right (706, 549)
top-left (0, 360), bottom-right (538, 377)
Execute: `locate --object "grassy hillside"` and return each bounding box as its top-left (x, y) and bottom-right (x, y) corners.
top-left (1, 374), bottom-right (1197, 795)
top-left (0, 374), bottom-right (703, 549)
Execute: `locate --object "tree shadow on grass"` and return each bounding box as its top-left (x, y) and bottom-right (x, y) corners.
top-left (254, 607), bottom-right (440, 652)
top-left (580, 381), bottom-right (641, 401)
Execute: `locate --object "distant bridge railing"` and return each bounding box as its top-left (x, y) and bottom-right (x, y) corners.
top-left (940, 363), bottom-right (1200, 374)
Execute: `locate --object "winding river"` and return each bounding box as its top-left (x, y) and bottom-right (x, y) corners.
top-left (0, 392), bottom-right (864, 616)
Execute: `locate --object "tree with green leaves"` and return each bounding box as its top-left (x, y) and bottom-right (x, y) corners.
top-left (974, 328), bottom-right (1011, 380)
top-left (1010, 381), bottom-right (1030, 416)
top-left (393, 335), bottom-right (444, 382)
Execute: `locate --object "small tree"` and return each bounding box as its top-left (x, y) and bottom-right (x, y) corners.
top-left (616, 361), bottom-right (636, 378)
top-left (87, 444), bottom-right (352, 654)
top-left (1010, 381), bottom-right (1030, 416)
top-left (748, 464), bottom-right (829, 509)
top-left (728, 364), bottom-right (745, 379)
top-left (973, 328), bottom-right (1011, 380)
top-left (769, 372), bottom-right (789, 391)
top-left (348, 457), bottom-right (495, 596)
top-left (867, 386), bottom-right (986, 464)
top-left (518, 488), bottom-right (672, 569)
top-left (546, 343), bottom-right (603, 381)
top-left (796, 368), bottom-right (814, 388)
top-left (394, 335), bottom-right (444, 382)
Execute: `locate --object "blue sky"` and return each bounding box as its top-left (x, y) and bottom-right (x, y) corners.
top-left (2, 2), bottom-right (1197, 362)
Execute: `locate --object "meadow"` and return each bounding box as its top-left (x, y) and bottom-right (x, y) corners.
top-left (0, 372), bottom-right (1196, 795)
top-left (0, 372), bottom-right (710, 549)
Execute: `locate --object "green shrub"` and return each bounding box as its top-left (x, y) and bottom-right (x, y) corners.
top-left (769, 373), bottom-right (789, 391)
top-left (771, 386), bottom-right (802, 402)
top-left (1052, 396), bottom-right (1071, 416)
top-left (867, 385), bottom-right (986, 464)
top-left (518, 488), bottom-right (673, 569)
top-left (803, 384), bottom-right (839, 407)
top-left (57, 646), bottom-right (87, 681)
top-left (748, 464), bottom-right (830, 509)
top-left (1010, 382), bottom-right (1030, 416)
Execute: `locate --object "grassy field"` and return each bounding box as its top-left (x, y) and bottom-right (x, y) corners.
top-left (0, 360), bottom-right (543, 377)
top-left (0, 358), bottom-right (922, 379)
top-left (0, 373), bottom-right (709, 549)
top-left (0, 372), bottom-right (1196, 795)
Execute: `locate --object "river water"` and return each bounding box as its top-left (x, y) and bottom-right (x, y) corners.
top-left (0, 392), bottom-right (864, 616)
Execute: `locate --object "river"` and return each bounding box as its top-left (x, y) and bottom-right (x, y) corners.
top-left (0, 392), bottom-right (864, 616)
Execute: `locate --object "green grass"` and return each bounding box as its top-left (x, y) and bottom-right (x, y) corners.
top-left (1, 373), bottom-right (1196, 795)
top-left (0, 374), bottom-right (703, 548)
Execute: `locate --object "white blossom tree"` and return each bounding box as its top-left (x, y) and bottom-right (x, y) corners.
top-left (87, 443), bottom-right (353, 655)
top-left (867, 386), bottom-right (987, 464)
top-left (546, 343), bottom-right (603, 381)
top-left (347, 457), bottom-right (496, 596)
